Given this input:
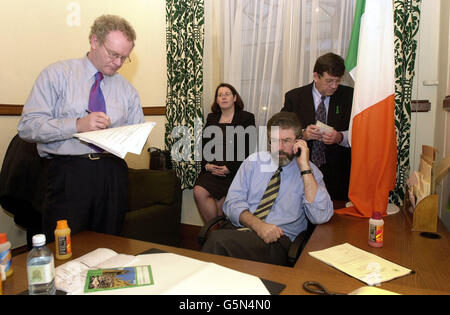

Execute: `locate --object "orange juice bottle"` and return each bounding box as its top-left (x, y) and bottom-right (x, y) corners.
top-left (54, 220), bottom-right (72, 260)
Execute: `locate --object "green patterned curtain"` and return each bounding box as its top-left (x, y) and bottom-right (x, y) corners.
top-left (165, 0), bottom-right (204, 189)
top-left (390, 0), bottom-right (421, 205)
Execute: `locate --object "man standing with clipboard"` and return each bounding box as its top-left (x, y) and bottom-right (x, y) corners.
top-left (18, 15), bottom-right (144, 242)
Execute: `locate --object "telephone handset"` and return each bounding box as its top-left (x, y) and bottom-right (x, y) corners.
top-left (295, 136), bottom-right (302, 157)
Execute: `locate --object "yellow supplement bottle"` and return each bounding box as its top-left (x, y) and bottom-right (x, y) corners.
top-left (54, 220), bottom-right (72, 260)
top-left (0, 233), bottom-right (13, 278)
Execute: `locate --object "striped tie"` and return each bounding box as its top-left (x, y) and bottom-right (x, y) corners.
top-left (238, 167), bottom-right (282, 231)
top-left (253, 167), bottom-right (282, 220)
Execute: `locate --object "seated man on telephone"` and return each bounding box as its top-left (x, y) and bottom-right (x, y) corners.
top-left (202, 112), bottom-right (333, 265)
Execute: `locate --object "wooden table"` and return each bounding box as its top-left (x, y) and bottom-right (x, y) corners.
top-left (294, 211), bottom-right (450, 294)
top-left (3, 211), bottom-right (450, 295)
top-left (4, 231), bottom-right (305, 295)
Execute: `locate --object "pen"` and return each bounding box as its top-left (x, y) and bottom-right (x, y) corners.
top-left (85, 109), bottom-right (92, 114)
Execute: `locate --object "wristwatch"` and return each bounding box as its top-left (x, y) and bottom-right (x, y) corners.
top-left (301, 169), bottom-right (312, 176)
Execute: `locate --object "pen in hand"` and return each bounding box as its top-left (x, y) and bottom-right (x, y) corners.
top-left (83, 109), bottom-right (111, 130)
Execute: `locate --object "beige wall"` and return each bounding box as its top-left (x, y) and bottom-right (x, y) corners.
top-left (410, 0), bottom-right (450, 230)
top-left (0, 0), bottom-right (166, 106)
top-left (410, 0), bottom-right (440, 171)
top-left (436, 0), bottom-right (450, 229)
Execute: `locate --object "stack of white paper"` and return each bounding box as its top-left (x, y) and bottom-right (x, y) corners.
top-left (56, 249), bottom-right (270, 295)
top-left (74, 122), bottom-right (156, 159)
top-left (406, 145), bottom-right (436, 207)
top-left (86, 253), bottom-right (270, 295)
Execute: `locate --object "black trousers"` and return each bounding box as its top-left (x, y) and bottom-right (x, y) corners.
top-left (320, 151), bottom-right (351, 202)
top-left (320, 163), bottom-right (350, 201)
top-left (42, 155), bottom-right (128, 242)
top-left (201, 222), bottom-right (292, 266)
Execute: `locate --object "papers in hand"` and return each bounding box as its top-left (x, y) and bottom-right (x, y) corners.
top-left (309, 243), bottom-right (412, 286)
top-left (315, 120), bottom-right (333, 134)
top-left (74, 122), bottom-right (156, 159)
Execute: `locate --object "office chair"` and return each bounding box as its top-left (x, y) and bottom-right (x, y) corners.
top-left (198, 215), bottom-right (315, 267)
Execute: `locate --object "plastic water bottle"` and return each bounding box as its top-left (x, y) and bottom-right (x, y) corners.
top-left (26, 234), bottom-right (56, 295)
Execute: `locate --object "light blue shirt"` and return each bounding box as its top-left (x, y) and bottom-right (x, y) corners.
top-left (223, 151), bottom-right (334, 241)
top-left (312, 83), bottom-right (349, 147)
top-left (18, 55), bottom-right (144, 157)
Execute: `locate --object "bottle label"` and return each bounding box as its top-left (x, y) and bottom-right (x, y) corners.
top-left (57, 235), bottom-right (72, 255)
top-left (27, 260), bottom-right (55, 285)
top-left (369, 224), bottom-right (384, 243)
top-left (0, 249), bottom-right (12, 274)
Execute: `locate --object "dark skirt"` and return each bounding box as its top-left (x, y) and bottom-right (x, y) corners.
top-left (194, 171), bottom-right (234, 200)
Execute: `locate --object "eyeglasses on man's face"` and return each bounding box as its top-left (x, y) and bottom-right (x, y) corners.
top-left (270, 137), bottom-right (296, 147)
top-left (319, 74), bottom-right (341, 87)
top-left (103, 43), bottom-right (131, 64)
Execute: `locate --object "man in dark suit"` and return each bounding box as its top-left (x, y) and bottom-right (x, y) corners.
top-left (281, 53), bottom-right (353, 201)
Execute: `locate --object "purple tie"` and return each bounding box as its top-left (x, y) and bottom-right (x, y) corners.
top-left (89, 72), bottom-right (106, 113)
top-left (88, 72), bottom-right (106, 152)
top-left (311, 96), bottom-right (326, 167)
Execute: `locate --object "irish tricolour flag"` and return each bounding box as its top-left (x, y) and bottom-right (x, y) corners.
top-left (335, 0), bottom-right (397, 217)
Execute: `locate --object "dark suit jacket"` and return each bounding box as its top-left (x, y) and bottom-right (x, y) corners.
top-left (281, 82), bottom-right (353, 200)
top-left (0, 134), bottom-right (48, 247)
top-left (201, 110), bottom-right (256, 177)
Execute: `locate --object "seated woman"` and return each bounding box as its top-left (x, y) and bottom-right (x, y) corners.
top-left (194, 83), bottom-right (255, 223)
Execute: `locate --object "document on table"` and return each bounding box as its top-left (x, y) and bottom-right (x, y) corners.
top-left (309, 243), bottom-right (413, 286)
top-left (85, 253), bottom-right (270, 295)
top-left (84, 265), bottom-right (154, 293)
top-left (74, 122), bottom-right (156, 159)
top-left (56, 249), bottom-right (271, 295)
top-left (55, 248), bottom-right (138, 295)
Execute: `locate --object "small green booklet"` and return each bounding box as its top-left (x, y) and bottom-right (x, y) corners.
top-left (84, 265), bottom-right (154, 293)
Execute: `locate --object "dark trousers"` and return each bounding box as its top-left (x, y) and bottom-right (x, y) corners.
top-left (320, 157), bottom-right (350, 201)
top-left (201, 222), bottom-right (292, 266)
top-left (42, 155), bottom-right (128, 242)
